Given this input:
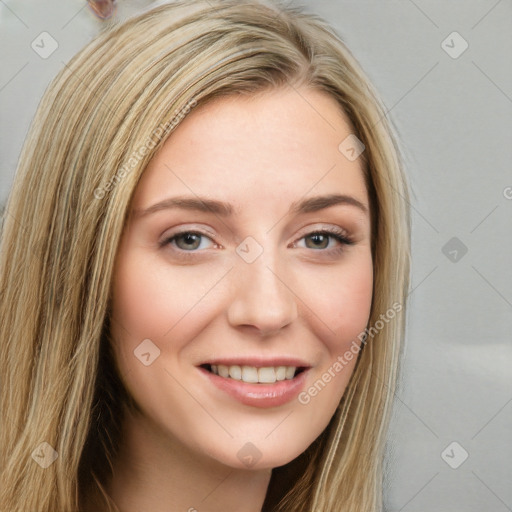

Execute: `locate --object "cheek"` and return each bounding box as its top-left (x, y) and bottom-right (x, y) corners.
top-left (110, 250), bottom-right (218, 345)
top-left (108, 254), bottom-right (223, 417)
top-left (302, 253), bottom-right (373, 351)
top-left (293, 255), bottom-right (373, 432)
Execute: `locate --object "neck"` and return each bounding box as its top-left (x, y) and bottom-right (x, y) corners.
top-left (102, 408), bottom-right (272, 512)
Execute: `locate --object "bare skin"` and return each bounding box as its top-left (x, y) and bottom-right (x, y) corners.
top-left (105, 86), bottom-right (373, 511)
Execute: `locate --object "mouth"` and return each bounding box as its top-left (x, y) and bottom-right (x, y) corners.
top-left (199, 363), bottom-right (308, 384)
top-left (197, 359), bottom-right (311, 408)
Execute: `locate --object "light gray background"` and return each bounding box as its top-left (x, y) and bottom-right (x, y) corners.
top-left (1, 1), bottom-right (511, 510)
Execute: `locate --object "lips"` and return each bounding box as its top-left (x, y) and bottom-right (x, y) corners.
top-left (196, 357), bottom-right (311, 408)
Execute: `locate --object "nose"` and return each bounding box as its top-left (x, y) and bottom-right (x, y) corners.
top-left (226, 253), bottom-right (298, 337)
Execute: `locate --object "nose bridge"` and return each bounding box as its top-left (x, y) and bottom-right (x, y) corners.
top-left (227, 240), bottom-right (298, 335)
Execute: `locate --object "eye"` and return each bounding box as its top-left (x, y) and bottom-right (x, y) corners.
top-left (161, 231), bottom-right (215, 251)
top-left (296, 228), bottom-right (354, 251)
top-left (160, 227), bottom-right (354, 256)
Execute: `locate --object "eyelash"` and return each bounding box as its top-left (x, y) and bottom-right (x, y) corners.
top-left (160, 227), bottom-right (354, 259)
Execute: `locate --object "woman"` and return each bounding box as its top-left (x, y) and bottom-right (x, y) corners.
top-left (0, 1), bottom-right (410, 511)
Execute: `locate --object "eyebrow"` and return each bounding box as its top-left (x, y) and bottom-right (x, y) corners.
top-left (132, 193), bottom-right (369, 219)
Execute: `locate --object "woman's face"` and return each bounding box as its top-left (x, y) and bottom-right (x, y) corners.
top-left (110, 87), bottom-right (373, 470)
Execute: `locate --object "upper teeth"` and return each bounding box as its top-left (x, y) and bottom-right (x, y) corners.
top-left (210, 365), bottom-right (297, 383)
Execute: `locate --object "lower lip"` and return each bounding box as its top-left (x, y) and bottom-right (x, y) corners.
top-left (198, 367), bottom-right (310, 408)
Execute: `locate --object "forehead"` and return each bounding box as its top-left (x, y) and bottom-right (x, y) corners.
top-left (131, 87), bottom-right (368, 213)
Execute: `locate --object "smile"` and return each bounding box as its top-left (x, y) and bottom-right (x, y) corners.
top-left (198, 360), bottom-right (311, 408)
top-left (202, 364), bottom-right (306, 383)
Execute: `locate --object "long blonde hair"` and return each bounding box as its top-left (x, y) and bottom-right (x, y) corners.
top-left (0, 1), bottom-right (410, 510)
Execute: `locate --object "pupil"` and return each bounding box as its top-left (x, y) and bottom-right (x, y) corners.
top-left (307, 234), bottom-right (328, 249)
top-left (180, 233), bottom-right (200, 249)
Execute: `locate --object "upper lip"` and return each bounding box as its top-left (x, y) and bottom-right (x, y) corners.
top-left (198, 357), bottom-right (311, 368)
